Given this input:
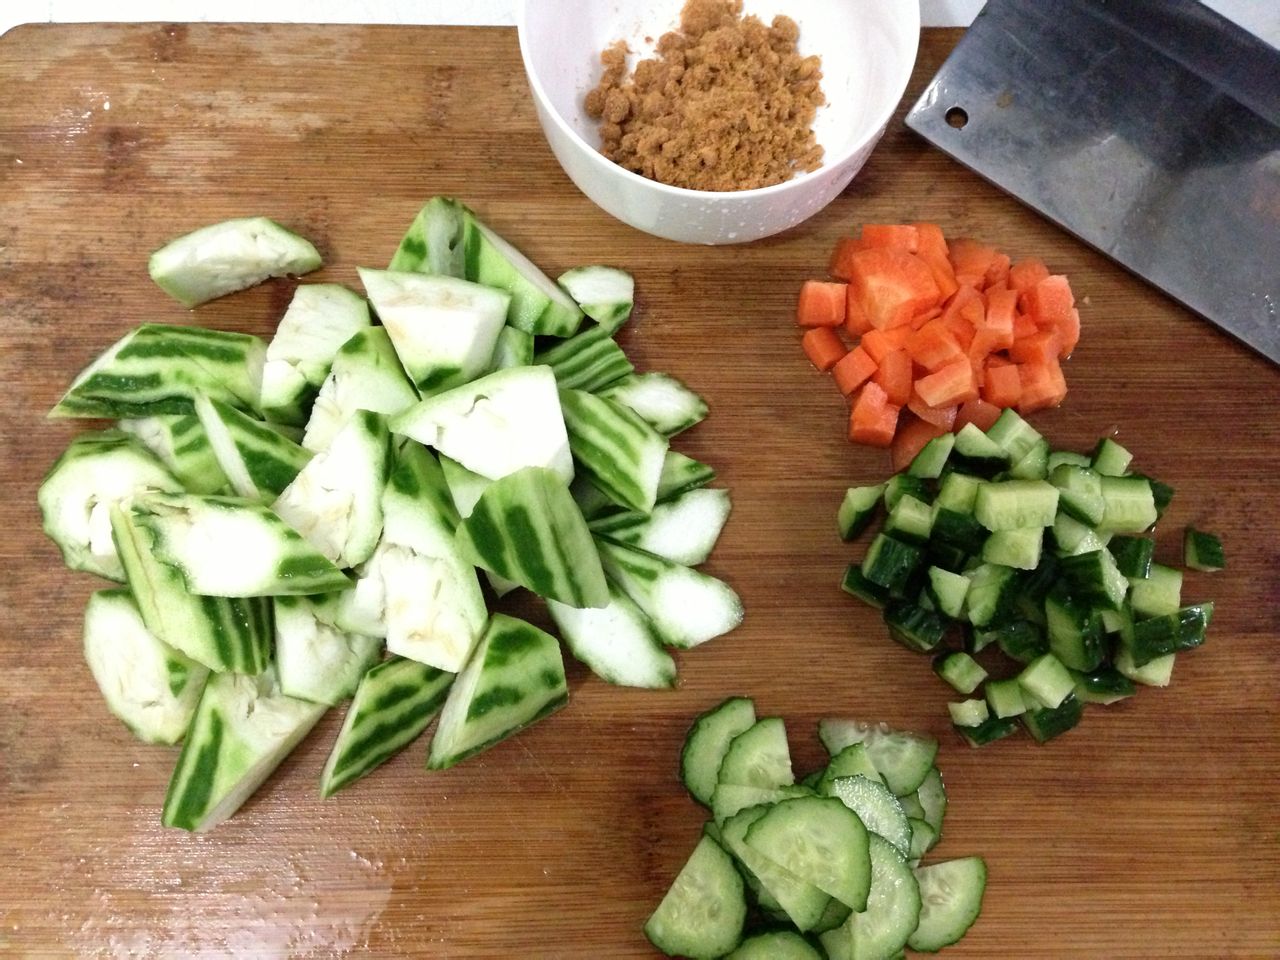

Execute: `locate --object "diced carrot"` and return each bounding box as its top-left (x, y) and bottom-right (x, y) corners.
top-left (970, 288), bottom-right (1017, 357)
top-left (1008, 257), bottom-right (1050, 294)
top-left (847, 248), bottom-right (942, 331)
top-left (940, 284), bottom-right (981, 324)
top-left (955, 398), bottom-right (1002, 432)
top-left (913, 223), bottom-right (950, 258)
top-left (1057, 307), bottom-right (1081, 358)
top-left (914, 358), bottom-right (979, 407)
top-left (832, 345), bottom-right (878, 396)
top-left (986, 353), bottom-right (1013, 368)
top-left (801, 326), bottom-right (847, 372)
top-left (845, 284), bottom-right (873, 336)
top-left (796, 280), bottom-right (848, 328)
top-left (829, 236), bottom-right (860, 281)
top-left (982, 360), bottom-right (1022, 408)
top-left (1018, 358), bottom-right (1068, 413)
top-left (859, 224), bottom-right (919, 252)
top-left (948, 297), bottom-right (982, 351)
top-left (1010, 329), bottom-right (1062, 366)
top-left (849, 382), bottom-right (900, 447)
top-left (1024, 275), bottom-right (1075, 330)
top-left (1013, 313), bottom-right (1039, 340)
top-left (875, 348), bottom-right (913, 406)
top-left (905, 320), bottom-right (966, 372)
top-left (915, 306), bottom-right (943, 324)
top-left (860, 326), bottom-right (911, 364)
top-left (983, 252), bottom-right (1012, 289)
top-left (891, 414), bottom-right (948, 472)
top-left (949, 238), bottom-right (997, 287)
top-left (913, 223), bottom-right (959, 300)
top-left (908, 391), bottom-right (959, 430)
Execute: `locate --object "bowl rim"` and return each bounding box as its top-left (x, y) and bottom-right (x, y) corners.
top-left (515, 0), bottom-right (921, 201)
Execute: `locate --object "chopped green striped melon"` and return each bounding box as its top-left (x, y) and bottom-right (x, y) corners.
top-left (194, 394), bottom-right (313, 501)
top-left (274, 596), bottom-right (382, 705)
top-left (302, 327), bottom-right (418, 453)
top-left (559, 387), bottom-right (668, 514)
top-left (119, 414), bottom-right (230, 495)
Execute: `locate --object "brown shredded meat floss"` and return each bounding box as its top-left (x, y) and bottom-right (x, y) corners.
top-left (583, 0), bottom-right (826, 192)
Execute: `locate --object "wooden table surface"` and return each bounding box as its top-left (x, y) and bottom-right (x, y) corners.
top-left (1, 22), bottom-right (1277, 960)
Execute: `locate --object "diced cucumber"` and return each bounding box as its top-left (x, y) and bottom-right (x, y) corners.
top-left (981, 526), bottom-right (1043, 570)
top-left (302, 327), bottom-right (418, 452)
top-left (644, 835), bottom-right (747, 959)
top-left (985, 407), bottom-right (1043, 461)
top-left (463, 213), bottom-right (585, 337)
top-left (1044, 586), bottom-right (1105, 671)
top-left (598, 372), bottom-right (708, 437)
top-left (426, 614), bottom-right (567, 769)
top-left (274, 596), bottom-right (382, 705)
top-left (127, 492), bottom-right (349, 597)
top-left (1091, 436), bottom-right (1133, 476)
top-left (1098, 475), bottom-right (1158, 533)
top-left (745, 795), bottom-right (872, 911)
top-left (557, 265), bottom-right (634, 331)
top-left (597, 539), bottom-right (743, 648)
top-left (985, 677), bottom-right (1028, 718)
top-left (320, 656), bottom-right (454, 798)
top-left (589, 487), bottom-right (731, 566)
top-left (951, 423), bottom-right (1010, 476)
top-left (884, 600), bottom-right (946, 653)
top-left (1184, 526), bottom-right (1225, 572)
top-left (1051, 510), bottom-right (1110, 556)
top-left (1050, 463), bottom-right (1105, 526)
top-left (935, 472), bottom-right (981, 513)
top-left (926, 566), bottom-right (970, 619)
top-left (844, 834), bottom-right (923, 960)
top-left (120, 414), bottom-right (230, 495)
top-left (964, 563), bottom-right (1019, 628)
top-left (884, 474), bottom-right (933, 511)
top-left (931, 507), bottom-right (987, 555)
top-left (390, 364), bottom-right (574, 484)
top-left (1127, 603), bottom-right (1212, 666)
top-left (725, 930), bottom-right (822, 960)
top-left (1129, 563), bottom-right (1183, 617)
top-left (195, 394), bottom-right (313, 501)
top-left (148, 216), bottom-right (321, 307)
top-left (721, 805), bottom-right (828, 932)
top-left (681, 697), bottom-right (758, 806)
top-left (907, 433), bottom-right (955, 479)
top-left (933, 651), bottom-right (988, 694)
top-left (1018, 652), bottom-right (1075, 709)
top-left (388, 195), bottom-right (468, 276)
top-left (1108, 535), bottom-right (1155, 578)
top-left (162, 667), bottom-right (326, 831)
top-left (974, 480), bottom-right (1059, 531)
top-left (273, 410), bottom-right (390, 569)
top-left (885, 495), bottom-right (934, 544)
top-left (823, 775), bottom-right (912, 857)
top-left (560, 387), bottom-right (668, 513)
top-left (816, 720), bottom-right (938, 796)
top-left (38, 429), bottom-right (183, 581)
top-left (718, 717), bottom-right (794, 790)
top-left (1072, 666), bottom-right (1136, 705)
top-left (841, 565), bottom-right (890, 610)
top-left (548, 582), bottom-right (676, 689)
top-left (947, 699), bottom-right (990, 727)
top-left (533, 324), bottom-right (634, 392)
top-left (838, 484), bottom-right (886, 541)
top-left (52, 323), bottom-right (266, 419)
top-left (907, 857), bottom-right (987, 952)
top-left (487, 325), bottom-right (534, 372)
top-left (861, 533), bottom-right (924, 595)
top-left (956, 715), bottom-right (1019, 747)
top-left (1059, 548), bottom-right (1129, 611)
top-left (457, 466), bottom-right (608, 608)
top-left (83, 588), bottom-right (209, 744)
top-left (1114, 646), bottom-right (1175, 686)
top-left (1021, 695), bottom-right (1084, 743)
top-left (1007, 436), bottom-right (1051, 480)
top-left (259, 283), bottom-right (371, 425)
top-left (1047, 449), bottom-right (1091, 472)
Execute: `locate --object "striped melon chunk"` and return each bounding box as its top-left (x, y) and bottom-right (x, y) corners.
top-left (302, 327), bottom-right (419, 453)
top-left (532, 324), bottom-right (633, 391)
top-left (273, 596), bottom-right (382, 706)
top-left (487, 326), bottom-right (534, 373)
top-left (589, 487), bottom-right (732, 567)
top-left (83, 588), bottom-right (209, 745)
top-left (320, 656), bottom-right (454, 798)
top-left (437, 454), bottom-right (521, 598)
top-left (51, 323), bottom-right (266, 419)
top-left (547, 582), bottom-right (676, 690)
top-left (455, 466), bottom-right (608, 609)
top-left (110, 504), bottom-right (272, 675)
top-left (559, 387), bottom-right (668, 514)
top-left (120, 414), bottom-right (230, 495)
top-left (162, 666), bottom-right (326, 832)
top-left (426, 614), bottom-right (568, 770)
top-left (128, 492), bottom-right (351, 597)
top-left (195, 395), bottom-right (313, 501)
top-left (388, 195), bottom-right (469, 277)
top-left (389, 364), bottom-right (574, 485)
top-left (148, 216), bottom-right (321, 307)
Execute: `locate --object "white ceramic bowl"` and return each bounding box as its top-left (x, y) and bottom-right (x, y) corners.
top-left (517, 0), bottom-right (920, 245)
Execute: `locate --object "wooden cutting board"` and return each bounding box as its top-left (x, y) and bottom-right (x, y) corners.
top-left (1, 23), bottom-right (1277, 959)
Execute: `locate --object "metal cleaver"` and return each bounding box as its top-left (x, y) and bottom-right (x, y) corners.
top-left (906, 0), bottom-right (1280, 364)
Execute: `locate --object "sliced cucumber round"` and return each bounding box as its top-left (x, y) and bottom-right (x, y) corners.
top-left (907, 856), bottom-right (988, 953)
top-left (644, 835), bottom-right (746, 960)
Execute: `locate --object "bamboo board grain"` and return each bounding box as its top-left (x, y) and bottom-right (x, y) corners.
top-left (1, 21), bottom-right (1278, 959)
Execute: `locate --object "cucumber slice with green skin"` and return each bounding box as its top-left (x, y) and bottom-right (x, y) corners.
top-left (456, 465), bottom-right (608, 608)
top-left (533, 324), bottom-right (634, 392)
top-left (273, 596), bottom-right (382, 706)
top-left (120, 414), bottom-right (230, 495)
top-left (426, 613), bottom-right (568, 769)
top-left (597, 539), bottom-right (743, 648)
top-left (711, 783), bottom-right (812, 825)
top-left (746, 795), bottom-right (872, 911)
top-left (823, 775), bottom-right (912, 857)
top-left (721, 805), bottom-right (831, 933)
top-left (547, 583), bottom-right (676, 689)
top-left (129, 492), bottom-right (349, 597)
top-left (560, 387), bottom-right (668, 514)
top-left (589, 488), bottom-right (731, 567)
top-left (51, 323), bottom-right (266, 419)
top-left (321, 656), bottom-right (454, 798)
top-left (259, 283), bottom-right (372, 425)
top-left (718, 717), bottom-right (795, 790)
top-left (487, 326), bottom-right (534, 372)
top-left (817, 720), bottom-right (939, 797)
top-left (273, 409), bottom-right (391, 569)
top-left (927, 566), bottom-right (970, 619)
top-left (83, 588), bottom-right (209, 745)
top-left (38, 429), bottom-right (184, 581)
top-left (598, 372), bottom-right (708, 437)
top-left (725, 930), bottom-right (823, 960)
top-left (1007, 436), bottom-right (1051, 480)
top-left (907, 857), bottom-right (987, 952)
top-left (680, 696), bottom-right (758, 806)
top-left (818, 743), bottom-right (884, 792)
top-left (302, 327), bottom-right (418, 453)
top-left (195, 395), bottom-right (313, 501)
top-left (390, 364), bottom-right (574, 484)
top-left (161, 666), bottom-right (326, 832)
top-left (388, 195), bottom-right (468, 277)
top-left (358, 269), bottom-right (509, 393)
top-left (148, 216), bottom-right (321, 307)
top-left (908, 817), bottom-right (938, 861)
top-left (837, 834), bottom-right (924, 960)
top-left (462, 213), bottom-right (585, 338)
top-left (110, 504), bottom-right (272, 674)
top-left (916, 765), bottom-right (947, 839)
top-left (644, 835), bottom-right (746, 960)
top-left (1050, 510), bottom-right (1111, 556)
top-left (556, 265), bottom-right (634, 332)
